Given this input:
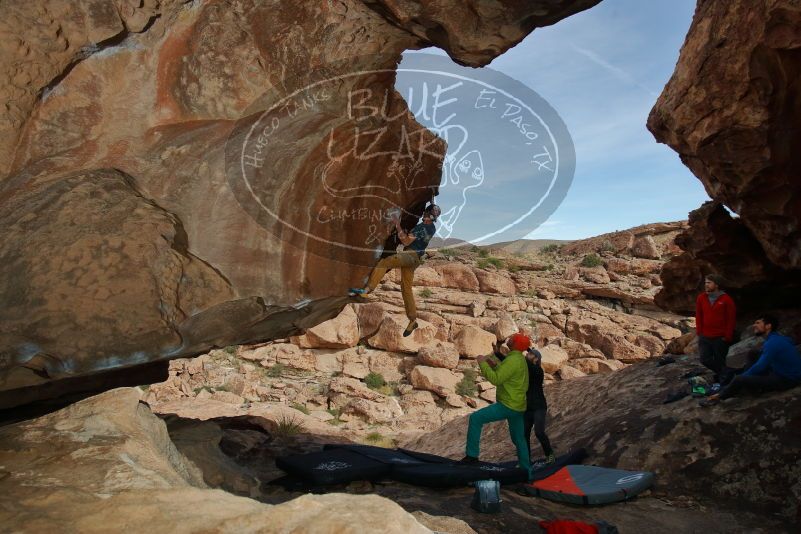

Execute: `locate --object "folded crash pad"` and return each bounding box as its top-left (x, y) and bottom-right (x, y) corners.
top-left (275, 447), bottom-right (391, 485)
top-left (522, 465), bottom-right (654, 505)
top-left (275, 444), bottom-right (587, 488)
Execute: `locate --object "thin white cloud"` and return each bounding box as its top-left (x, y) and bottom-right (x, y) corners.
top-left (570, 44), bottom-right (660, 98)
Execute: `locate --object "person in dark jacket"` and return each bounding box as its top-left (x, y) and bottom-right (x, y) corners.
top-left (703, 315), bottom-right (801, 405)
top-left (695, 274), bottom-right (736, 380)
top-left (523, 348), bottom-right (555, 464)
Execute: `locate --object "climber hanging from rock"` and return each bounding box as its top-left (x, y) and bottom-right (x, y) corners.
top-left (349, 203), bottom-right (441, 337)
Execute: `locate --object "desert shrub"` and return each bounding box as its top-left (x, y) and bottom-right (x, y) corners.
top-left (478, 248), bottom-right (489, 258)
top-left (541, 243), bottom-right (560, 254)
top-left (267, 363), bottom-right (286, 378)
top-left (418, 288), bottom-right (433, 298)
top-left (477, 256), bottom-right (504, 269)
top-left (580, 253), bottom-right (603, 268)
top-left (546, 263), bottom-right (555, 271)
top-left (290, 402), bottom-right (310, 415)
top-left (598, 240), bottom-right (615, 253)
top-left (364, 372), bottom-right (386, 390)
top-left (440, 247), bottom-right (463, 256)
top-left (456, 369), bottom-right (478, 397)
top-left (365, 431), bottom-right (384, 443)
top-left (223, 345), bottom-right (237, 355)
top-left (275, 415), bottom-right (305, 437)
top-left (507, 263), bottom-right (521, 273)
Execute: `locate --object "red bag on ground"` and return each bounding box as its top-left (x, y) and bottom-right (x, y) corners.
top-left (538, 519), bottom-right (599, 534)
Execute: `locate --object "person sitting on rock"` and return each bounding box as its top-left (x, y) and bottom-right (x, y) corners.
top-left (460, 333), bottom-right (531, 475)
top-left (702, 315), bottom-right (801, 406)
top-left (695, 274), bottom-right (737, 381)
top-left (348, 204), bottom-right (441, 337)
top-left (523, 347), bottom-right (556, 464)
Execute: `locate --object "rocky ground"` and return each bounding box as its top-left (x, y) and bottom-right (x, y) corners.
top-left (3, 221), bottom-right (798, 532)
top-left (3, 360), bottom-right (798, 533)
top-left (144, 222), bottom-right (692, 445)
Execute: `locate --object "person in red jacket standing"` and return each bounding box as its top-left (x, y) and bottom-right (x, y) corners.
top-left (696, 274), bottom-right (736, 381)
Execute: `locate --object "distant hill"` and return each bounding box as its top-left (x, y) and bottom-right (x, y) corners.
top-left (428, 237), bottom-right (472, 249)
top-left (429, 237), bottom-right (572, 255)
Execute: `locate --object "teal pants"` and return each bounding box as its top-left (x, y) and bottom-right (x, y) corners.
top-left (466, 402), bottom-right (531, 473)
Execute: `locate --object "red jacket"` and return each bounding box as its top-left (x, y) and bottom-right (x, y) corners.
top-left (695, 292), bottom-right (736, 341)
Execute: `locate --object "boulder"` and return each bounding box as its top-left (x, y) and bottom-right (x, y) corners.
top-left (557, 365), bottom-right (587, 380)
top-left (665, 332), bottom-right (696, 355)
top-left (368, 316), bottom-right (437, 354)
top-left (345, 397), bottom-right (403, 424)
top-left (452, 325), bottom-right (496, 358)
top-left (566, 316), bottom-right (651, 363)
top-left (650, 0), bottom-right (801, 283)
top-left (634, 334), bottom-right (666, 357)
top-left (726, 336), bottom-right (764, 370)
top-left (539, 345), bottom-right (569, 374)
top-left (479, 388), bottom-right (496, 403)
top-left (493, 315), bottom-right (519, 341)
top-left (328, 376), bottom-right (382, 401)
top-left (353, 302), bottom-right (389, 339)
top-left (445, 394), bottom-right (467, 408)
top-left (290, 305), bottom-right (360, 349)
top-left (434, 264), bottom-right (480, 292)
top-left (409, 366), bottom-right (460, 396)
top-left (473, 269), bottom-right (517, 295)
top-left (632, 235), bottom-right (660, 259)
top-left (530, 322), bottom-right (565, 346)
top-left (417, 342), bottom-right (461, 369)
top-left (341, 349), bottom-right (370, 379)
top-left (580, 266), bottom-right (610, 284)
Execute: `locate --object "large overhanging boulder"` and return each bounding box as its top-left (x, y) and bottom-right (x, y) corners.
top-left (649, 0), bottom-right (801, 314)
top-left (0, 0), bottom-right (602, 407)
top-left (655, 202), bottom-right (801, 314)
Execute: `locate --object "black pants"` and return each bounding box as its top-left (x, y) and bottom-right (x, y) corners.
top-left (523, 408), bottom-right (553, 457)
top-left (719, 373), bottom-right (799, 399)
top-left (698, 336), bottom-right (729, 376)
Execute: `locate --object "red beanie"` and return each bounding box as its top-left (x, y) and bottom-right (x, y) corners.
top-left (508, 333), bottom-right (531, 352)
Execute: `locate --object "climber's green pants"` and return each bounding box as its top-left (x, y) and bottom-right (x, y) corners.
top-left (466, 402), bottom-right (531, 473)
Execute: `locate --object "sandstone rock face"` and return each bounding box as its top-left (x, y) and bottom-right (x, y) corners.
top-left (649, 1), bottom-right (801, 314)
top-left (655, 203), bottom-right (801, 314)
top-left (0, 388), bottom-right (439, 533)
top-left (0, 0), bottom-right (603, 406)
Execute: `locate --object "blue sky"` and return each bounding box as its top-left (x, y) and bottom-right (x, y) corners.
top-left (399, 0), bottom-right (706, 241)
